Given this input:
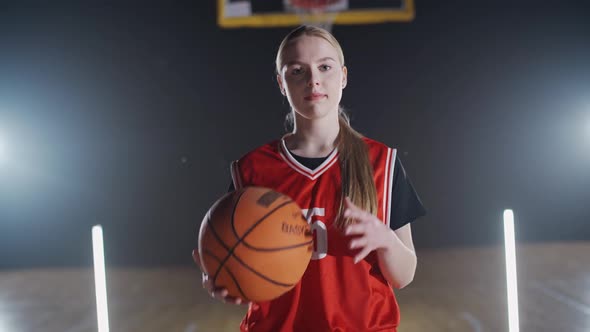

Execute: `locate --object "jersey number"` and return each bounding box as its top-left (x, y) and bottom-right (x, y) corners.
top-left (302, 208), bottom-right (327, 260)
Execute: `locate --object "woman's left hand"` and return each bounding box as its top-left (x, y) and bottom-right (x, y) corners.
top-left (343, 197), bottom-right (392, 264)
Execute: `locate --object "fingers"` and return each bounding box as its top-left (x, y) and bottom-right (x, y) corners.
top-left (344, 223), bottom-right (366, 236)
top-left (227, 296), bottom-right (242, 305)
top-left (343, 196), bottom-right (359, 215)
top-left (348, 236), bottom-right (368, 250)
top-left (202, 273), bottom-right (250, 305)
top-left (343, 197), bottom-right (371, 223)
top-left (195, 249), bottom-right (249, 305)
top-left (192, 249), bottom-right (202, 270)
top-left (353, 246), bottom-right (373, 264)
top-left (348, 234), bottom-right (374, 264)
top-left (203, 275), bottom-right (226, 296)
top-left (223, 295), bottom-right (248, 305)
top-left (211, 287), bottom-right (229, 299)
top-left (215, 289), bottom-right (251, 306)
top-left (343, 211), bottom-right (377, 264)
top-left (343, 208), bottom-right (367, 222)
top-left (205, 282), bottom-right (238, 302)
top-left (344, 196), bottom-right (356, 208)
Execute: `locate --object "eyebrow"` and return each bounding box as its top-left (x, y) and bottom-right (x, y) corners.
top-left (317, 57), bottom-right (337, 63)
top-left (284, 57), bottom-right (338, 67)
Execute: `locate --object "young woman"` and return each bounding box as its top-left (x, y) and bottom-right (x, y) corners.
top-left (195, 25), bottom-right (426, 332)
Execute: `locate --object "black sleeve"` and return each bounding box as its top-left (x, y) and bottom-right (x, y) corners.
top-left (228, 181), bottom-right (235, 192)
top-left (389, 155), bottom-right (426, 230)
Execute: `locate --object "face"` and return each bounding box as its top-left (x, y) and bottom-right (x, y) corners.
top-left (278, 35), bottom-right (347, 121)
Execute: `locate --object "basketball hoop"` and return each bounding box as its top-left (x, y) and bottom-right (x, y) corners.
top-left (285, 0), bottom-right (347, 32)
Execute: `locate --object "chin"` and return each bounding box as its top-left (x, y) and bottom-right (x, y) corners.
top-left (295, 108), bottom-right (330, 121)
top-left (296, 104), bottom-right (338, 120)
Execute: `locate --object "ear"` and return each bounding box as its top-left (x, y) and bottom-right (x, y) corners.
top-left (342, 66), bottom-right (348, 89)
top-left (277, 74), bottom-right (286, 96)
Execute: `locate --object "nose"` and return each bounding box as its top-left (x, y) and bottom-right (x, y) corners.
top-left (307, 70), bottom-right (320, 87)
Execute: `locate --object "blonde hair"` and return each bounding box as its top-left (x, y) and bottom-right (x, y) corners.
top-left (276, 25), bottom-right (378, 228)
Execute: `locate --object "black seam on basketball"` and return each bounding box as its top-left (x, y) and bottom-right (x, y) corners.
top-left (203, 250), bottom-right (250, 301)
top-left (208, 221), bottom-right (233, 285)
top-left (207, 230), bottom-right (300, 288)
top-left (224, 247), bottom-right (296, 287)
top-left (210, 189), bottom-right (247, 284)
top-left (233, 198), bottom-right (313, 252)
top-left (233, 200), bottom-right (295, 246)
top-left (240, 239), bottom-right (313, 252)
top-left (231, 195), bottom-right (311, 251)
top-left (202, 249), bottom-right (224, 265)
top-left (208, 221), bottom-right (232, 253)
top-left (225, 267), bottom-right (250, 302)
top-left (211, 200), bottom-right (296, 288)
top-left (230, 194), bottom-right (295, 242)
top-left (229, 189), bottom-right (247, 241)
top-left (207, 244), bottom-right (296, 287)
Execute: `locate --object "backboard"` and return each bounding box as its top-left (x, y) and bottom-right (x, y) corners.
top-left (217, 0), bottom-right (415, 29)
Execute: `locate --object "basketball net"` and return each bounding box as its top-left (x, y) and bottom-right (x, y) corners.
top-left (285, 0), bottom-right (347, 32)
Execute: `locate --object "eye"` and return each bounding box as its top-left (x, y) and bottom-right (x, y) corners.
top-left (290, 67), bottom-right (304, 75)
top-left (319, 64), bottom-right (332, 71)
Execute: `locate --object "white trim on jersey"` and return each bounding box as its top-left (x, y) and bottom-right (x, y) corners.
top-left (230, 160), bottom-right (243, 189)
top-left (279, 139), bottom-right (339, 181)
top-left (383, 148), bottom-right (397, 228)
top-left (382, 148), bottom-right (392, 225)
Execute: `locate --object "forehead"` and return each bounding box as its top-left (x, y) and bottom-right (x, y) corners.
top-left (281, 35), bottom-right (340, 65)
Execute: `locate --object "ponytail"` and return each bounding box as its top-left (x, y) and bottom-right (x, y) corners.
top-left (335, 109), bottom-right (378, 228)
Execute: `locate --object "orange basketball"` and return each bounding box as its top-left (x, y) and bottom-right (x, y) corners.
top-left (198, 186), bottom-right (312, 302)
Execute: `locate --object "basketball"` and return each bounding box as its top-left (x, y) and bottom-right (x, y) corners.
top-left (197, 186), bottom-right (313, 302)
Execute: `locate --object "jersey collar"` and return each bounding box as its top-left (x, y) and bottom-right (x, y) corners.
top-left (278, 137), bottom-right (339, 181)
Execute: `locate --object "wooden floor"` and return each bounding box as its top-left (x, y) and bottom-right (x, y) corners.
top-left (1, 241), bottom-right (589, 332)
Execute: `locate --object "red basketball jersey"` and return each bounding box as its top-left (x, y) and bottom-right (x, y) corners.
top-left (231, 136), bottom-right (399, 332)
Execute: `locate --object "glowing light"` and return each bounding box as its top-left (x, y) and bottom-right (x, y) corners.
top-left (503, 209), bottom-right (520, 332)
top-left (92, 225), bottom-right (110, 332)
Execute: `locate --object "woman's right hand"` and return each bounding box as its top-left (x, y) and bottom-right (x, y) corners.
top-left (192, 249), bottom-right (250, 305)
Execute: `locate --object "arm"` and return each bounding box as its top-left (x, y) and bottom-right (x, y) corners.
top-left (344, 198), bottom-right (417, 289)
top-left (375, 224), bottom-right (416, 289)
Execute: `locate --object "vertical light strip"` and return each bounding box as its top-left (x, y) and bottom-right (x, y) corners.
top-left (92, 225), bottom-right (110, 332)
top-left (503, 210), bottom-right (519, 332)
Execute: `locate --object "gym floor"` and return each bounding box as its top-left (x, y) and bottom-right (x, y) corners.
top-left (1, 241), bottom-right (588, 331)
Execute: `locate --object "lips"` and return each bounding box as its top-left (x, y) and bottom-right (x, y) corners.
top-left (304, 93), bottom-right (327, 101)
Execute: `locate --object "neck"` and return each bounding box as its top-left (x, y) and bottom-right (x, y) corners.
top-left (286, 110), bottom-right (340, 158)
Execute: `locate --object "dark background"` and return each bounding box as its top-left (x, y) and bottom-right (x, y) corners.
top-left (1, 1), bottom-right (589, 268)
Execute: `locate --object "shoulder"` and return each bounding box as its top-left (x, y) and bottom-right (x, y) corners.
top-left (234, 139), bottom-right (282, 168)
top-left (362, 136), bottom-right (395, 151)
top-left (361, 136), bottom-right (398, 160)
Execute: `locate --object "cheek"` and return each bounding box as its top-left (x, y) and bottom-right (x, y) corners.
top-left (326, 72), bottom-right (343, 87)
top-left (284, 76), bottom-right (304, 91)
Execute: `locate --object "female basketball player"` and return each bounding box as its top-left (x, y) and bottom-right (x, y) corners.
top-left (194, 25), bottom-right (426, 331)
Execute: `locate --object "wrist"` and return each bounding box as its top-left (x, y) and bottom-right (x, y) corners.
top-left (377, 229), bottom-right (396, 254)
